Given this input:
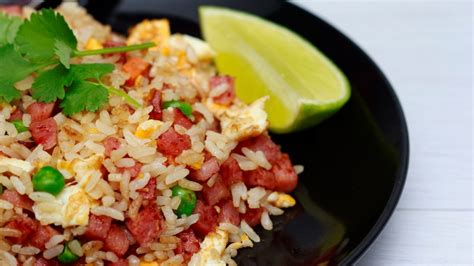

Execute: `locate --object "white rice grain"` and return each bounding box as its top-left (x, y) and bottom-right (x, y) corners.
top-left (115, 158), bottom-right (135, 168)
top-left (165, 166), bottom-right (189, 185)
top-left (68, 240), bottom-right (84, 257)
top-left (0, 250), bottom-right (17, 266)
top-left (178, 178), bottom-right (203, 191)
top-left (43, 244), bottom-right (64, 259)
top-left (231, 182), bottom-right (247, 208)
top-left (260, 211), bottom-right (273, 230)
top-left (161, 206), bottom-right (177, 224)
top-left (294, 165), bottom-right (304, 174)
top-left (18, 246), bottom-right (40, 255)
top-left (241, 148), bottom-right (271, 170)
top-left (0, 200), bottom-right (13, 210)
top-left (0, 228), bottom-right (21, 238)
top-left (231, 153), bottom-right (258, 171)
top-left (10, 175), bottom-right (26, 195)
top-left (91, 206), bottom-right (125, 221)
top-left (240, 221), bottom-right (260, 243)
top-left (129, 174), bottom-right (151, 191)
top-left (45, 235), bottom-right (65, 249)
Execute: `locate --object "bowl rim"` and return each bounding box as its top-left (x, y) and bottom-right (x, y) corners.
top-left (286, 3), bottom-right (410, 264)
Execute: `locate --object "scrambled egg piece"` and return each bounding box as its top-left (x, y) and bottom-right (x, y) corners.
top-left (85, 38), bottom-right (103, 50)
top-left (268, 192), bottom-right (296, 208)
top-left (127, 19), bottom-right (170, 46)
top-left (33, 185), bottom-right (91, 227)
top-left (182, 34), bottom-right (216, 61)
top-left (57, 155), bottom-right (104, 187)
top-left (0, 157), bottom-right (33, 175)
top-left (191, 229), bottom-right (229, 266)
top-left (135, 120), bottom-right (163, 139)
top-left (212, 97), bottom-right (269, 141)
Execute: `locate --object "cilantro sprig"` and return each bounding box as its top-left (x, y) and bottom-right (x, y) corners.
top-left (0, 9), bottom-right (153, 114)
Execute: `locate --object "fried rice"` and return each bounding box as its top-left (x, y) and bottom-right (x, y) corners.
top-left (0, 3), bottom-right (302, 266)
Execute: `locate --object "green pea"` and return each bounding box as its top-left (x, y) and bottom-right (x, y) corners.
top-left (163, 100), bottom-right (193, 117)
top-left (58, 240), bottom-right (80, 264)
top-left (171, 185), bottom-right (197, 217)
top-left (0, 184), bottom-right (3, 195)
top-left (32, 166), bottom-right (65, 195)
top-left (11, 120), bottom-right (28, 133)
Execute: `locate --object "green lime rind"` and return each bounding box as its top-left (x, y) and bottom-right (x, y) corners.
top-left (199, 6), bottom-right (351, 133)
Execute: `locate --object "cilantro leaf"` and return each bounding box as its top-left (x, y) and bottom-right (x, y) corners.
top-left (15, 9), bottom-right (77, 63)
top-left (69, 63), bottom-right (115, 80)
top-left (60, 80), bottom-right (109, 115)
top-left (0, 44), bottom-right (38, 102)
top-left (31, 64), bottom-right (70, 102)
top-left (54, 40), bottom-right (73, 69)
top-left (0, 13), bottom-right (23, 45)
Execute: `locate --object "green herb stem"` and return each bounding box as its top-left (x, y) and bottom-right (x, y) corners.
top-left (106, 85), bottom-right (142, 109)
top-left (73, 42), bottom-right (156, 57)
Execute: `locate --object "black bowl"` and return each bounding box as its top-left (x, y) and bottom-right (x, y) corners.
top-left (44, 0), bottom-right (409, 264)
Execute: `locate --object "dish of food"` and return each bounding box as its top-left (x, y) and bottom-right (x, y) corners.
top-left (0, 1), bottom-right (409, 265)
top-left (0, 3), bottom-right (303, 266)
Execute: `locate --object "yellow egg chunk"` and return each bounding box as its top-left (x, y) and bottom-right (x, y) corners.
top-left (268, 192), bottom-right (296, 208)
top-left (190, 229), bottom-right (229, 266)
top-left (135, 120), bottom-right (163, 139)
top-left (127, 19), bottom-right (170, 46)
top-left (85, 38), bottom-right (103, 50)
top-left (32, 185), bottom-right (91, 227)
top-left (217, 96), bottom-right (269, 141)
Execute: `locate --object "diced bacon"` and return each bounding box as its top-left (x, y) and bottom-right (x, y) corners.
top-left (84, 214), bottom-right (113, 240)
top-left (172, 109), bottom-right (193, 129)
top-left (149, 89), bottom-right (162, 120)
top-left (272, 153), bottom-right (298, 193)
top-left (0, 190), bottom-right (33, 211)
top-left (219, 156), bottom-right (243, 186)
top-left (9, 108), bottom-right (23, 121)
top-left (0, 5), bottom-right (21, 15)
top-left (26, 102), bottom-right (55, 123)
top-left (5, 215), bottom-right (38, 244)
top-left (30, 225), bottom-right (59, 250)
top-left (156, 128), bottom-right (191, 157)
top-left (123, 57), bottom-right (149, 85)
top-left (118, 161), bottom-right (142, 179)
top-left (237, 134), bottom-right (281, 164)
top-left (126, 205), bottom-right (165, 246)
top-left (209, 76), bottom-right (236, 106)
top-left (174, 229), bottom-right (200, 261)
top-left (34, 258), bottom-right (60, 266)
top-left (30, 118), bottom-right (57, 150)
top-left (107, 259), bottom-right (129, 266)
top-left (104, 224), bottom-right (130, 257)
top-left (138, 177), bottom-right (157, 201)
top-left (202, 176), bottom-right (230, 206)
top-left (191, 200), bottom-right (218, 237)
top-left (244, 167), bottom-right (275, 190)
top-left (218, 200), bottom-right (240, 226)
top-left (241, 207), bottom-right (264, 227)
top-left (103, 136), bottom-right (121, 157)
top-left (189, 157), bottom-right (219, 182)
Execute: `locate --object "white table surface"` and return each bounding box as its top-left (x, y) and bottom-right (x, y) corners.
top-left (292, 1), bottom-right (473, 265)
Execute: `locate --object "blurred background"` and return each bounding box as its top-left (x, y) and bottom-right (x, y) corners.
top-left (291, 1), bottom-right (472, 265)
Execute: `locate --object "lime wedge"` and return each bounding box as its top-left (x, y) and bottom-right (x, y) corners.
top-left (199, 6), bottom-right (350, 133)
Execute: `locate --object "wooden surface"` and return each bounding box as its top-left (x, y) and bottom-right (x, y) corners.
top-left (292, 1), bottom-right (473, 265)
